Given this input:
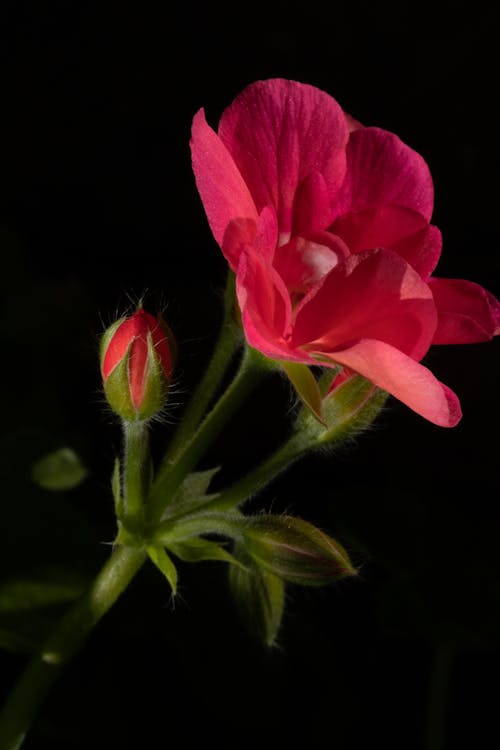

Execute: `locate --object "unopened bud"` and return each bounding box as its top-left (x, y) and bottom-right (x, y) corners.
top-left (243, 515), bottom-right (356, 585)
top-left (100, 308), bottom-right (174, 421)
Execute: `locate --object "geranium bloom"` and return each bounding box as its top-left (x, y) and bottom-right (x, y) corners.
top-left (190, 79), bottom-right (499, 426)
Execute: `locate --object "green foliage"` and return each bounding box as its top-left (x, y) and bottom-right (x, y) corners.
top-left (147, 545), bottom-right (178, 595)
top-left (31, 448), bottom-right (87, 491)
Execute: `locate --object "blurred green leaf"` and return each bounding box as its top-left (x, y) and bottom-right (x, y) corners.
top-left (0, 578), bottom-right (85, 612)
top-left (0, 610), bottom-right (57, 654)
top-left (32, 447), bottom-right (88, 491)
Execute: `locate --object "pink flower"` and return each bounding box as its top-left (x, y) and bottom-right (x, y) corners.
top-left (190, 79), bottom-right (499, 427)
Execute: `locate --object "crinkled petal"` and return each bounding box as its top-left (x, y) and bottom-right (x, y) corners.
top-left (236, 248), bottom-right (296, 361)
top-left (190, 109), bottom-right (258, 255)
top-left (292, 172), bottom-right (334, 235)
top-left (273, 232), bottom-right (349, 295)
top-left (292, 249), bottom-right (437, 361)
top-left (429, 277), bottom-right (500, 344)
top-left (334, 127), bottom-right (435, 221)
top-left (316, 339), bottom-right (462, 427)
top-left (222, 206), bottom-right (278, 270)
top-left (218, 78), bottom-right (348, 236)
top-left (332, 204), bottom-right (441, 279)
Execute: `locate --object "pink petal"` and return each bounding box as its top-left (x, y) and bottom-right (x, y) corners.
top-left (292, 172), bottom-right (334, 235)
top-left (331, 204), bottom-right (441, 280)
top-left (292, 249), bottom-right (437, 361)
top-left (218, 78), bottom-right (348, 236)
top-left (236, 248), bottom-right (296, 361)
top-left (334, 127), bottom-right (435, 222)
top-left (190, 109), bottom-right (258, 256)
top-left (222, 206), bottom-right (278, 269)
top-left (315, 339), bottom-right (462, 427)
top-left (273, 232), bottom-right (349, 295)
top-left (429, 277), bottom-right (500, 344)
top-left (344, 111), bottom-right (363, 132)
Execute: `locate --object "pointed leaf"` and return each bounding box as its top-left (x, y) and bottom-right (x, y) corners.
top-left (281, 361), bottom-right (326, 425)
top-left (168, 537), bottom-right (246, 569)
top-left (32, 448), bottom-right (88, 491)
top-left (175, 467), bottom-right (221, 505)
top-left (229, 547), bottom-right (285, 647)
top-left (147, 544), bottom-right (178, 595)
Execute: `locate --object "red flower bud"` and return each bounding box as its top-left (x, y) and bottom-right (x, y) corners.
top-left (100, 308), bottom-right (174, 421)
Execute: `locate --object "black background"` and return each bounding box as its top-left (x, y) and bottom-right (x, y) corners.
top-left (1, 5), bottom-right (499, 749)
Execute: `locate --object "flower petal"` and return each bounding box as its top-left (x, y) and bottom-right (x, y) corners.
top-left (332, 204), bottom-right (441, 279)
top-left (222, 206), bottom-right (278, 270)
top-left (292, 249), bottom-right (437, 361)
top-left (292, 171), bottom-right (334, 235)
top-left (190, 109), bottom-right (258, 254)
top-left (236, 248), bottom-right (296, 361)
top-left (218, 78), bottom-right (348, 236)
top-left (315, 339), bottom-right (461, 427)
top-left (273, 232), bottom-right (349, 295)
top-left (334, 127), bottom-right (435, 221)
top-left (429, 277), bottom-right (500, 344)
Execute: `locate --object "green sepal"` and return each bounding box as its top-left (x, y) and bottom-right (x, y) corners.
top-left (139, 332), bottom-right (170, 420)
top-left (31, 448), bottom-right (87, 491)
top-left (297, 373), bottom-right (388, 446)
top-left (147, 544), bottom-right (178, 595)
top-left (281, 361), bottom-right (326, 425)
top-left (229, 545), bottom-right (285, 647)
top-left (319, 375), bottom-right (388, 445)
top-left (103, 342), bottom-right (136, 421)
top-left (167, 537), bottom-right (246, 569)
top-left (243, 515), bottom-right (357, 586)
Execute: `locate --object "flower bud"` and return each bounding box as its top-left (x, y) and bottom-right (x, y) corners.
top-left (243, 515), bottom-right (356, 586)
top-left (100, 308), bottom-right (174, 421)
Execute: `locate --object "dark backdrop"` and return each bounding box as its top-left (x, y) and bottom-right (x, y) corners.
top-left (1, 6), bottom-right (499, 749)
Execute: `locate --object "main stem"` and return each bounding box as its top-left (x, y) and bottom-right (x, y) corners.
top-left (0, 546), bottom-right (146, 750)
top-left (0, 282), bottom-right (265, 748)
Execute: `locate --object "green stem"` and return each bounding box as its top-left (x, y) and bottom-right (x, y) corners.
top-left (164, 430), bottom-right (315, 521)
top-left (123, 420), bottom-right (150, 528)
top-left (425, 642), bottom-right (453, 750)
top-left (158, 270), bottom-right (240, 467)
top-left (147, 344), bottom-right (268, 523)
top-left (0, 546), bottom-right (147, 750)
